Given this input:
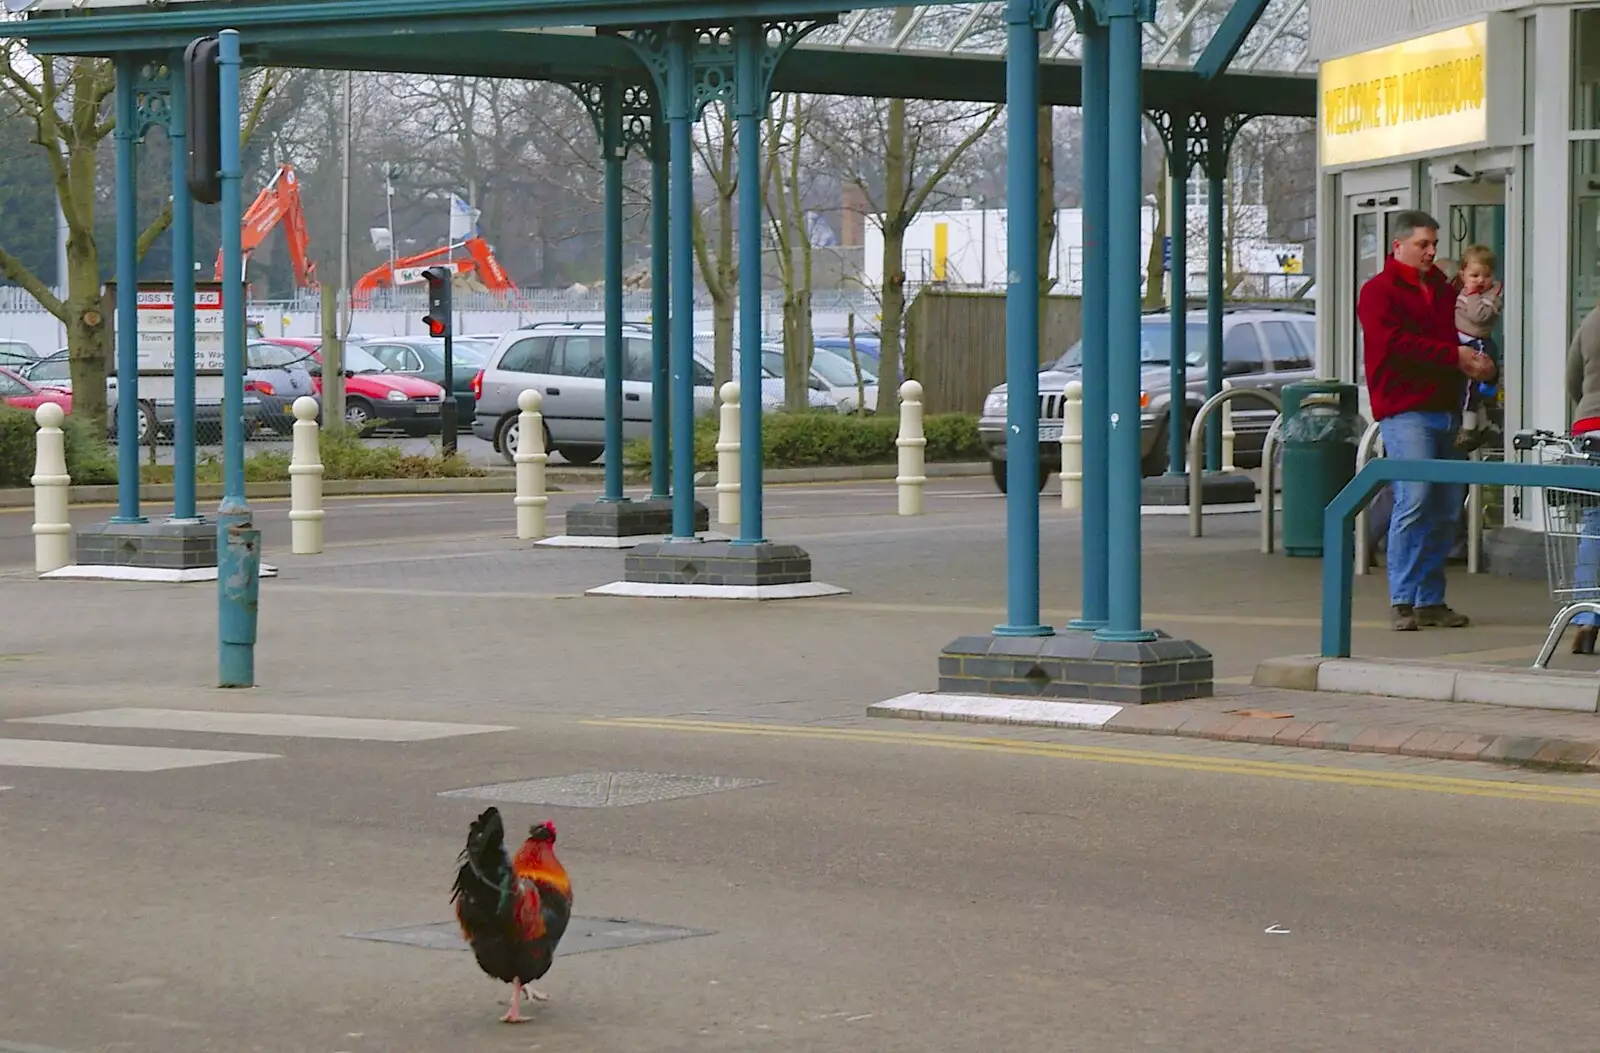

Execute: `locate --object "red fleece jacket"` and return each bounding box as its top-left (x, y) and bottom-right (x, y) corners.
top-left (1357, 255), bottom-right (1470, 421)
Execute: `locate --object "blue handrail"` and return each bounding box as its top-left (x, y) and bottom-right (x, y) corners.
top-left (1321, 458), bottom-right (1600, 657)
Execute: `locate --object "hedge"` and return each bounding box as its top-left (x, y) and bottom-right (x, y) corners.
top-left (624, 410), bottom-right (985, 472)
top-left (0, 407), bottom-right (118, 488)
top-left (0, 410), bottom-right (481, 488)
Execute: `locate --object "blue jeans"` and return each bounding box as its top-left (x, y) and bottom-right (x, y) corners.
top-left (1379, 411), bottom-right (1464, 608)
top-left (1574, 505), bottom-right (1600, 627)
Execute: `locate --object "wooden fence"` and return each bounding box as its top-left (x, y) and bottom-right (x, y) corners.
top-left (905, 289), bottom-right (1083, 415)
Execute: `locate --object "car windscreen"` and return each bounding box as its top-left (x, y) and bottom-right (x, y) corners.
top-left (26, 357), bottom-right (70, 384)
top-left (1051, 321), bottom-right (1208, 371)
top-left (341, 344), bottom-right (390, 373)
top-left (810, 348), bottom-right (877, 386)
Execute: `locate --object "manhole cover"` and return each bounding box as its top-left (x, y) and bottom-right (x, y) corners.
top-left (346, 915), bottom-right (711, 956)
top-left (437, 771), bottom-right (767, 808)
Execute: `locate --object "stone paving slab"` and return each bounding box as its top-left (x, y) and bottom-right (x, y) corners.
top-left (1029, 685), bottom-right (1600, 772)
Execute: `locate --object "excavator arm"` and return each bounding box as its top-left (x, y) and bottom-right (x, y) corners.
top-left (353, 236), bottom-right (513, 300)
top-left (215, 164), bottom-right (318, 289)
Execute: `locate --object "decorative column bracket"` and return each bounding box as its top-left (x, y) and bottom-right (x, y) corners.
top-left (1188, 110), bottom-right (1257, 180)
top-left (1145, 107), bottom-right (1194, 178)
top-left (1083, 0), bottom-right (1156, 23)
top-left (132, 57), bottom-right (172, 140)
top-left (566, 80), bottom-right (658, 161)
top-left (607, 19), bottom-right (833, 120)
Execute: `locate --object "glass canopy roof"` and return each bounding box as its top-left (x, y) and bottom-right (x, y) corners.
top-left (805, 0), bottom-right (1311, 74)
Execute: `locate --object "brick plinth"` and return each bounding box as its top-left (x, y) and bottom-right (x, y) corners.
top-left (564, 499), bottom-right (709, 538)
top-left (75, 519), bottom-right (217, 570)
top-left (624, 540), bottom-right (812, 587)
top-left (937, 630), bottom-right (1214, 705)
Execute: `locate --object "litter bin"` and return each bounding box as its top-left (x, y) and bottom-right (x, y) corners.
top-left (1279, 380), bottom-right (1361, 558)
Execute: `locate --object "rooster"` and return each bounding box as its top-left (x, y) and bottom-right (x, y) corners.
top-left (450, 807), bottom-right (573, 1023)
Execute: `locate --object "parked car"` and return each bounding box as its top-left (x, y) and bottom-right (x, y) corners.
top-left (977, 304), bottom-right (1318, 493)
top-left (0, 366), bottom-right (71, 414)
top-left (812, 334), bottom-right (890, 382)
top-left (23, 348), bottom-right (259, 444)
top-left (245, 339), bottom-right (318, 435)
top-left (472, 322), bottom-right (799, 466)
top-left (761, 344), bottom-right (879, 413)
top-left (359, 335), bottom-right (495, 428)
top-left (0, 339), bottom-right (40, 372)
top-left (262, 338), bottom-right (447, 435)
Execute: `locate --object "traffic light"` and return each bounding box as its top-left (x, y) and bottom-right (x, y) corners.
top-left (184, 37), bottom-right (222, 205)
top-left (422, 266), bottom-right (452, 338)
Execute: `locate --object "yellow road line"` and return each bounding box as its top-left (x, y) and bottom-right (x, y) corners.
top-left (582, 716), bottom-right (1600, 806)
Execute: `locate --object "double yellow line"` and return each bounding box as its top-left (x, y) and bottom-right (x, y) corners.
top-left (582, 717), bottom-right (1600, 807)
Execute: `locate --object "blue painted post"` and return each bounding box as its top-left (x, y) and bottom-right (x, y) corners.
top-left (997, 0), bottom-right (1048, 638)
top-left (112, 56), bottom-right (143, 524)
top-left (215, 29), bottom-right (258, 689)
top-left (168, 57), bottom-right (198, 522)
top-left (1166, 115), bottom-right (1189, 477)
top-left (1069, 18), bottom-right (1109, 633)
top-left (1099, 6), bottom-right (1156, 643)
top-left (666, 26), bottom-right (696, 539)
top-left (601, 80), bottom-right (626, 504)
top-left (1205, 128), bottom-right (1224, 472)
top-left (735, 19), bottom-right (766, 544)
top-left (650, 134), bottom-right (671, 502)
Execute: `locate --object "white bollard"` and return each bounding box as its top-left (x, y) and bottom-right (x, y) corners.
top-left (715, 382), bottom-right (740, 526)
top-left (897, 380), bottom-right (926, 516)
top-left (515, 389), bottom-right (548, 540)
top-left (1060, 380), bottom-right (1083, 510)
top-left (288, 396), bottom-right (324, 555)
top-left (31, 401), bottom-right (70, 573)
top-left (1221, 378), bottom-right (1237, 471)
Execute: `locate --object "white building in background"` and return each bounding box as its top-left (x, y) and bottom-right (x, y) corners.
top-left (860, 203), bottom-right (1306, 299)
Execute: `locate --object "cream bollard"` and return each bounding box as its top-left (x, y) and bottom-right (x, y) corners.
top-left (31, 401), bottom-right (70, 573)
top-left (515, 389), bottom-right (548, 540)
top-left (1221, 378), bottom-right (1237, 471)
top-left (1060, 380), bottom-right (1083, 510)
top-left (288, 396), bottom-right (324, 554)
top-left (715, 382), bottom-right (740, 526)
top-left (896, 380), bottom-right (926, 516)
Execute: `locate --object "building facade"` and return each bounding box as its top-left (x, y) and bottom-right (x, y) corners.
top-left (1313, 0), bottom-right (1600, 537)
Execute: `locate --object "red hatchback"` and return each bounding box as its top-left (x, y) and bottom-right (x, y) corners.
top-left (264, 338), bottom-right (447, 435)
top-left (0, 367), bottom-right (72, 414)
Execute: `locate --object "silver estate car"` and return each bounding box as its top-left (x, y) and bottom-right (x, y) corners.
top-left (471, 322), bottom-right (802, 466)
top-left (978, 305), bottom-right (1318, 492)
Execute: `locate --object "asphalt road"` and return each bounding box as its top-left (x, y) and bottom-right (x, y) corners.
top-left (3, 481), bottom-right (1600, 1050)
top-left (3, 696), bottom-right (1600, 1053)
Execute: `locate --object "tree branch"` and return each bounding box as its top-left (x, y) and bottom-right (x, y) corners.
top-left (0, 243), bottom-right (64, 320)
top-left (904, 104), bottom-right (1001, 218)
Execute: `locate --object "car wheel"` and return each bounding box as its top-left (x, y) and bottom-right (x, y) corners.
top-left (343, 398), bottom-right (377, 436)
top-left (989, 459), bottom-right (1050, 494)
top-left (496, 414), bottom-right (519, 466)
top-left (557, 445), bottom-right (602, 467)
top-left (1142, 413), bottom-right (1196, 477)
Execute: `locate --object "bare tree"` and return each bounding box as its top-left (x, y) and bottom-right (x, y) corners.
top-left (765, 91), bottom-right (822, 411)
top-left (691, 102), bottom-right (738, 392)
top-left (0, 48), bottom-right (281, 425)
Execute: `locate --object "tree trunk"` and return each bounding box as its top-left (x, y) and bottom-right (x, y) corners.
top-left (1145, 160), bottom-right (1168, 309)
top-left (878, 96), bottom-right (907, 384)
top-left (66, 248), bottom-right (109, 428)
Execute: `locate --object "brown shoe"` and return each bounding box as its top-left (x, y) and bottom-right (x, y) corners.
top-left (1574, 627), bottom-right (1598, 655)
top-left (1392, 604), bottom-right (1418, 631)
top-left (1416, 604), bottom-right (1471, 628)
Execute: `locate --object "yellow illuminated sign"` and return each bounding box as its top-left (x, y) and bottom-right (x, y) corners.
top-left (1319, 23), bottom-right (1490, 167)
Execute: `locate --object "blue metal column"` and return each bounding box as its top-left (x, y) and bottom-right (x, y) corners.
top-left (997, 0), bottom-right (1048, 637)
top-left (650, 128), bottom-right (671, 502)
top-left (215, 29), bottom-right (259, 688)
top-left (168, 56), bottom-right (198, 522)
top-left (112, 56), bottom-right (143, 524)
top-left (1069, 17), bottom-right (1109, 632)
top-left (600, 80), bottom-right (627, 504)
top-left (734, 19), bottom-right (766, 544)
top-left (1205, 123), bottom-right (1224, 472)
top-left (665, 26), bottom-right (697, 539)
top-left (1166, 114), bottom-right (1189, 476)
top-left (1098, 4), bottom-right (1156, 643)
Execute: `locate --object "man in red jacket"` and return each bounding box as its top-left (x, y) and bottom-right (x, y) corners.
top-left (1358, 210), bottom-right (1497, 632)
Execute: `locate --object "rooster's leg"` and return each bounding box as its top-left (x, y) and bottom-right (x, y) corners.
top-left (501, 979), bottom-right (525, 1024)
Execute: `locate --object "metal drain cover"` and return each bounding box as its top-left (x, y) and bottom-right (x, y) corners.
top-left (346, 915), bottom-right (711, 957)
top-left (438, 770), bottom-right (767, 808)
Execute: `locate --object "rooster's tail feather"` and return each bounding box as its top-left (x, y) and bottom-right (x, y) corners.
top-left (450, 806), bottom-right (512, 916)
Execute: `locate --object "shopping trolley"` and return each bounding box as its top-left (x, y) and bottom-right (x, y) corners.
top-left (1511, 429), bottom-right (1600, 666)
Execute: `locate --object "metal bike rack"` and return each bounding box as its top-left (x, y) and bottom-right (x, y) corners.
top-left (1259, 415), bottom-right (1283, 554)
top-left (1534, 601), bottom-right (1600, 668)
top-left (1189, 387), bottom-right (1283, 538)
top-left (1352, 420), bottom-right (1384, 576)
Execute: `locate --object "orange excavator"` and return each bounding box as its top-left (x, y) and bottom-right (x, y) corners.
top-left (352, 236), bottom-right (514, 302)
top-left (215, 163), bottom-right (318, 288)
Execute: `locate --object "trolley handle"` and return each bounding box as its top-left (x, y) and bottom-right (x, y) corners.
top-left (1513, 428), bottom-right (1559, 452)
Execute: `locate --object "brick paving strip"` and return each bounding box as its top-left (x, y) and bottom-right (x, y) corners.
top-left (869, 686), bottom-right (1600, 772)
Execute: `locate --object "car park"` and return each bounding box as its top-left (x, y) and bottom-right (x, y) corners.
top-left (262, 338), bottom-right (448, 435)
top-left (245, 339), bottom-right (318, 434)
top-left (977, 304), bottom-right (1319, 492)
top-left (360, 335), bottom-right (495, 428)
top-left (23, 347), bottom-right (259, 444)
top-left (0, 366), bottom-right (71, 414)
